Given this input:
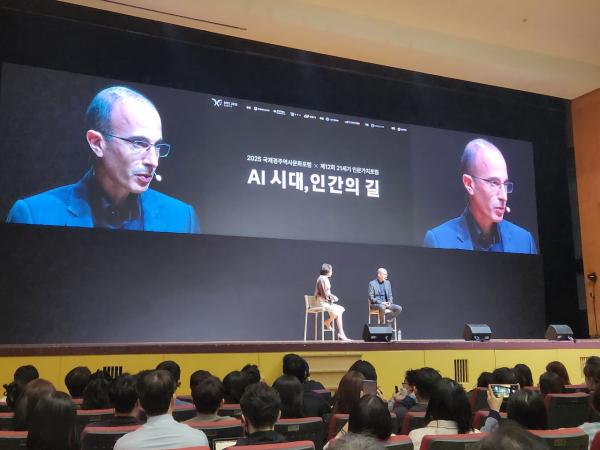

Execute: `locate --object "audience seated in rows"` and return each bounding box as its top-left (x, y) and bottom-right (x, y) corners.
top-left (282, 354), bottom-right (330, 417)
top-left (114, 370), bottom-right (208, 450)
top-left (64, 366), bottom-right (91, 400)
top-left (393, 367), bottom-right (441, 424)
top-left (546, 361), bottom-right (571, 386)
top-left (539, 372), bottom-right (564, 396)
top-left (91, 374), bottom-right (142, 427)
top-left (236, 382), bottom-right (286, 446)
top-left (13, 379), bottom-right (56, 431)
top-left (27, 391), bottom-right (79, 450)
top-left (481, 388), bottom-right (547, 431)
top-left (408, 378), bottom-right (479, 450)
top-left (473, 422), bottom-right (550, 450)
top-left (184, 375), bottom-right (234, 423)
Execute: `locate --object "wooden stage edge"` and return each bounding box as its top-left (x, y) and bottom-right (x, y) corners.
top-left (2, 339), bottom-right (600, 357)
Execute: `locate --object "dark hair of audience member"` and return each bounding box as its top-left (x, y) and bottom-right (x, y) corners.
top-left (538, 372), bottom-right (564, 396)
top-left (82, 376), bottom-right (111, 410)
top-left (472, 421), bottom-right (550, 450)
top-left (13, 379), bottom-right (56, 431)
top-left (477, 372), bottom-right (494, 388)
top-left (545, 361), bottom-right (571, 386)
top-left (190, 370), bottom-right (212, 390)
top-left (109, 374), bottom-right (138, 414)
top-left (64, 366), bottom-right (92, 398)
top-left (14, 365), bottom-right (39, 385)
top-left (404, 369), bottom-right (419, 388)
top-left (584, 359), bottom-right (600, 390)
top-left (492, 367), bottom-right (519, 385)
top-left (3, 380), bottom-right (25, 410)
top-left (415, 368), bottom-right (442, 401)
top-left (348, 394), bottom-right (392, 441)
top-left (592, 387), bottom-right (600, 414)
top-left (283, 354), bottom-right (309, 383)
top-left (223, 370), bottom-right (250, 403)
top-left (192, 376), bottom-right (225, 414)
top-left (349, 360), bottom-right (377, 382)
top-left (328, 433), bottom-right (386, 450)
top-left (241, 364), bottom-right (261, 385)
top-left (156, 360), bottom-right (181, 386)
top-left (506, 390), bottom-right (547, 430)
top-left (240, 382), bottom-right (281, 429)
top-left (424, 378), bottom-right (472, 434)
top-left (27, 391), bottom-right (79, 450)
top-left (272, 375), bottom-right (304, 419)
top-left (333, 370), bottom-right (366, 415)
top-left (137, 370), bottom-right (176, 416)
top-left (513, 364), bottom-right (534, 388)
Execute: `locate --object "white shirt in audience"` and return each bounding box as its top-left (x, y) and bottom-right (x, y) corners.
top-left (408, 419), bottom-right (480, 450)
top-left (114, 413), bottom-right (209, 450)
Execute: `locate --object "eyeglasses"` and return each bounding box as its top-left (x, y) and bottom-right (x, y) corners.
top-left (470, 175), bottom-right (514, 194)
top-left (106, 134), bottom-right (171, 157)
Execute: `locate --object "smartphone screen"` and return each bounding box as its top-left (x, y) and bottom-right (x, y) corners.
top-left (362, 379), bottom-right (377, 396)
top-left (490, 383), bottom-right (520, 398)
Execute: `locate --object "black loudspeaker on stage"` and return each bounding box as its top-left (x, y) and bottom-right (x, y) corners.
top-left (362, 324), bottom-right (394, 342)
top-left (463, 324), bottom-right (492, 341)
top-left (545, 324), bottom-right (574, 341)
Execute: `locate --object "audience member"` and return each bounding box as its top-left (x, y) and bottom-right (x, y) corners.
top-left (242, 364), bottom-right (262, 385)
top-left (390, 369), bottom-right (419, 418)
top-left (348, 395), bottom-right (392, 441)
top-left (579, 386), bottom-right (600, 445)
top-left (473, 422), bottom-right (550, 450)
top-left (14, 365), bottom-right (40, 385)
top-left (91, 374), bottom-right (141, 427)
top-left (481, 388), bottom-right (547, 431)
top-left (394, 368), bottom-right (441, 424)
top-left (82, 373), bottom-right (112, 410)
top-left (514, 364), bottom-right (534, 388)
top-left (114, 370), bottom-right (208, 450)
top-left (328, 433), bottom-right (385, 450)
top-left (349, 360), bottom-right (377, 382)
top-left (2, 365), bottom-right (39, 406)
top-left (27, 391), bottom-right (79, 450)
top-left (477, 371), bottom-right (494, 388)
top-left (3, 380), bottom-right (25, 410)
top-left (13, 379), bottom-right (56, 431)
top-left (223, 370), bottom-right (251, 404)
top-left (156, 361), bottom-right (181, 389)
top-left (236, 382), bottom-right (286, 446)
top-left (545, 361), bottom-right (571, 386)
top-left (492, 367), bottom-right (519, 385)
top-left (272, 375), bottom-right (304, 419)
top-left (585, 358), bottom-right (600, 391)
top-left (283, 353), bottom-right (326, 392)
top-left (189, 370), bottom-right (212, 391)
top-left (64, 366), bottom-right (92, 399)
top-left (333, 371), bottom-right (365, 415)
top-left (185, 376), bottom-right (233, 423)
top-left (408, 378), bottom-right (477, 450)
top-left (538, 372), bottom-right (564, 396)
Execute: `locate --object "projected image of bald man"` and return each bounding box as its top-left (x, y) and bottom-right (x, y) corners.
top-left (423, 138), bottom-right (537, 254)
top-left (6, 86), bottom-right (200, 234)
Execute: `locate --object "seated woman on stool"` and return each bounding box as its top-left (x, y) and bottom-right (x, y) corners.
top-left (315, 263), bottom-right (350, 341)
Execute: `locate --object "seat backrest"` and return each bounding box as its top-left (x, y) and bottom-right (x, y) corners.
top-left (384, 435), bottom-right (414, 450)
top-left (590, 430), bottom-right (600, 450)
top-left (76, 409), bottom-right (115, 432)
top-left (471, 410), bottom-right (507, 430)
top-left (420, 433), bottom-right (487, 450)
top-left (0, 403), bottom-right (10, 413)
top-left (564, 384), bottom-right (590, 394)
top-left (173, 403), bottom-right (198, 422)
top-left (186, 419), bottom-right (243, 448)
top-left (530, 428), bottom-right (589, 450)
top-left (231, 441), bottom-right (315, 450)
top-left (305, 295), bottom-right (320, 309)
top-left (219, 404), bottom-right (243, 418)
top-left (400, 411), bottom-right (426, 435)
top-left (0, 430), bottom-right (27, 449)
top-left (327, 414), bottom-right (349, 441)
top-left (275, 417), bottom-right (324, 450)
top-left (544, 393), bottom-right (590, 428)
top-left (0, 413), bottom-right (14, 431)
top-left (80, 425), bottom-right (140, 450)
top-left (177, 395), bottom-right (194, 404)
top-left (467, 388), bottom-right (488, 412)
top-left (311, 390), bottom-right (332, 402)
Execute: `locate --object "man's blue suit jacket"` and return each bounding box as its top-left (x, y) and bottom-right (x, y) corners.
top-left (423, 213), bottom-right (537, 254)
top-left (6, 172), bottom-right (200, 234)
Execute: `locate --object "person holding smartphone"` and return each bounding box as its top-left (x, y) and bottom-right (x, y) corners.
top-left (480, 386), bottom-right (547, 432)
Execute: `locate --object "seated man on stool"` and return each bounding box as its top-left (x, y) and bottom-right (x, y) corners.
top-left (368, 268), bottom-right (402, 324)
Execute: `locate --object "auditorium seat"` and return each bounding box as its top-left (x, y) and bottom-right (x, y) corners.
top-left (311, 389), bottom-right (332, 402)
top-left (326, 414), bottom-right (349, 441)
top-left (524, 386), bottom-right (541, 392)
top-left (467, 388), bottom-right (488, 412)
top-left (177, 395), bottom-right (194, 403)
top-left (173, 403), bottom-right (197, 422)
top-left (275, 417), bottom-right (324, 450)
top-left (565, 384), bottom-right (590, 393)
top-left (471, 410), bottom-right (506, 429)
top-left (0, 430), bottom-right (27, 449)
top-left (383, 435), bottom-right (414, 449)
top-left (0, 403), bottom-right (9, 413)
top-left (400, 411), bottom-right (426, 435)
top-left (186, 419), bottom-right (243, 448)
top-left (0, 413), bottom-right (13, 431)
top-left (219, 404), bottom-right (243, 418)
top-left (76, 408), bottom-right (115, 432)
top-left (420, 433), bottom-right (487, 450)
top-left (590, 430), bottom-right (600, 450)
top-left (544, 393), bottom-right (590, 428)
top-left (230, 441), bottom-right (315, 450)
top-left (530, 428), bottom-right (588, 450)
top-left (80, 425), bottom-right (140, 450)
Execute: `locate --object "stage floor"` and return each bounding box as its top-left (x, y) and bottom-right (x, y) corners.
top-left (2, 339), bottom-right (600, 356)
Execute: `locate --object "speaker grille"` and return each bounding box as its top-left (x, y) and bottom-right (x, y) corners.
top-left (454, 359), bottom-right (468, 383)
top-left (103, 365), bottom-right (123, 378)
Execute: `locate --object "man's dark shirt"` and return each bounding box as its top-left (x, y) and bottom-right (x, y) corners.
top-left (235, 430), bottom-right (286, 446)
top-left (89, 175), bottom-right (143, 230)
top-left (302, 394), bottom-right (331, 418)
top-left (465, 209), bottom-right (503, 252)
top-left (89, 415), bottom-right (143, 427)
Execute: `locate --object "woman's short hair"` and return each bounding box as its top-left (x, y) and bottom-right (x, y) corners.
top-left (320, 263), bottom-right (332, 276)
top-left (506, 390), bottom-right (547, 430)
top-left (27, 391), bottom-right (79, 450)
top-left (425, 378), bottom-right (472, 434)
top-left (348, 395), bottom-right (392, 440)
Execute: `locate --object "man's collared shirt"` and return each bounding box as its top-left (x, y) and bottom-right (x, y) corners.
top-left (465, 208), bottom-right (504, 252)
top-left (88, 174), bottom-right (144, 230)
